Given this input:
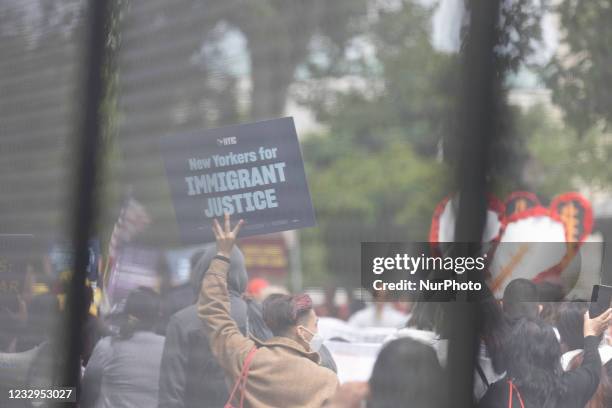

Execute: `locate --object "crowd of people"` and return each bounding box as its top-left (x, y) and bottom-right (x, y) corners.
top-left (2, 214), bottom-right (612, 407)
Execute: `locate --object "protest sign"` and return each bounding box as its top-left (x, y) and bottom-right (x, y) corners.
top-left (318, 317), bottom-right (397, 343)
top-left (324, 341), bottom-right (382, 383)
top-left (161, 117), bottom-right (315, 244)
top-left (48, 239), bottom-right (101, 282)
top-left (105, 246), bottom-right (160, 313)
top-left (240, 233), bottom-right (289, 279)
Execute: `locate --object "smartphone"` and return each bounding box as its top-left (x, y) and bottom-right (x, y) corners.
top-left (589, 284), bottom-right (612, 318)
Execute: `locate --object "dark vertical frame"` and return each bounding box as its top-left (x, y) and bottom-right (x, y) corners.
top-left (59, 0), bottom-right (111, 403)
top-left (447, 0), bottom-right (501, 406)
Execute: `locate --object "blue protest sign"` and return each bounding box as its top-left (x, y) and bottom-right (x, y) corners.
top-left (49, 238), bottom-right (100, 282)
top-left (161, 117), bottom-right (316, 244)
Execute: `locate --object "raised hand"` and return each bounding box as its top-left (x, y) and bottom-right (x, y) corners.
top-left (212, 213), bottom-right (244, 258)
top-left (584, 308), bottom-right (612, 337)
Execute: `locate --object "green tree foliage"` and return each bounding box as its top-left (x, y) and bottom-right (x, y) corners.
top-left (309, 143), bottom-right (445, 228)
top-left (544, 0), bottom-right (612, 135)
top-left (522, 104), bottom-right (612, 200)
top-left (302, 141), bottom-right (446, 287)
top-left (298, 3), bottom-right (450, 286)
top-left (217, 0), bottom-right (369, 119)
top-left (487, 0), bottom-right (547, 72)
top-left (302, 2), bottom-right (454, 157)
top-left (298, 0), bottom-right (550, 286)
top-left (449, 0), bottom-right (548, 191)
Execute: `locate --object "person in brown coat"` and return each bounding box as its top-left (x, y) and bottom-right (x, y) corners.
top-left (198, 214), bottom-right (339, 408)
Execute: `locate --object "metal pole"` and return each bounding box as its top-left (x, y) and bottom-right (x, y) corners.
top-left (59, 0), bottom-right (111, 404)
top-left (447, 0), bottom-right (501, 407)
top-left (286, 230), bottom-right (303, 292)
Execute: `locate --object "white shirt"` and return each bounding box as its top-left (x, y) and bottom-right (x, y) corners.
top-left (348, 304), bottom-right (409, 329)
top-left (561, 344), bottom-right (612, 371)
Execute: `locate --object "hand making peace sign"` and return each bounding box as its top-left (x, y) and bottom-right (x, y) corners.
top-left (212, 213), bottom-right (244, 258)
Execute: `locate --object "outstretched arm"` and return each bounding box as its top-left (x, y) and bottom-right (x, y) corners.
top-left (562, 309), bottom-right (612, 406)
top-left (197, 214), bottom-right (253, 377)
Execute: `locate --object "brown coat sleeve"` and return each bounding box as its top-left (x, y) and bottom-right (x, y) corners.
top-left (197, 258), bottom-right (255, 377)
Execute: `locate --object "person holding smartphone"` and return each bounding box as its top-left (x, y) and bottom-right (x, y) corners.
top-left (479, 308), bottom-right (612, 408)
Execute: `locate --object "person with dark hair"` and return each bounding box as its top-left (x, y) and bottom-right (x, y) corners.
top-left (406, 300), bottom-right (441, 333)
top-left (81, 287), bottom-right (164, 408)
top-left (261, 292), bottom-right (316, 335)
top-left (474, 296), bottom-right (509, 400)
top-left (258, 292), bottom-right (337, 372)
top-left (502, 279), bottom-right (541, 324)
top-left (198, 214), bottom-right (338, 407)
top-left (369, 337), bottom-right (444, 408)
top-left (384, 301), bottom-right (448, 365)
top-left (325, 337), bottom-right (445, 408)
top-left (557, 302), bottom-right (589, 369)
top-left (479, 309), bottom-right (612, 408)
top-left (157, 249), bottom-right (209, 336)
top-left (17, 292), bottom-right (59, 351)
top-left (536, 282), bottom-right (565, 325)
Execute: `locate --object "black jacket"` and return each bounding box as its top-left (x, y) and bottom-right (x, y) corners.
top-left (157, 304), bottom-right (227, 408)
top-left (158, 246), bottom-right (251, 408)
top-left (479, 335), bottom-right (602, 408)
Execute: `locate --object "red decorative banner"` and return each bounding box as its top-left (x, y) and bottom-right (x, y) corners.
top-left (550, 192), bottom-right (593, 243)
top-left (504, 191), bottom-right (540, 218)
top-left (429, 193), bottom-right (504, 248)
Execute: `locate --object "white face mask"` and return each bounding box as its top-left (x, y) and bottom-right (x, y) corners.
top-left (300, 326), bottom-right (324, 352)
